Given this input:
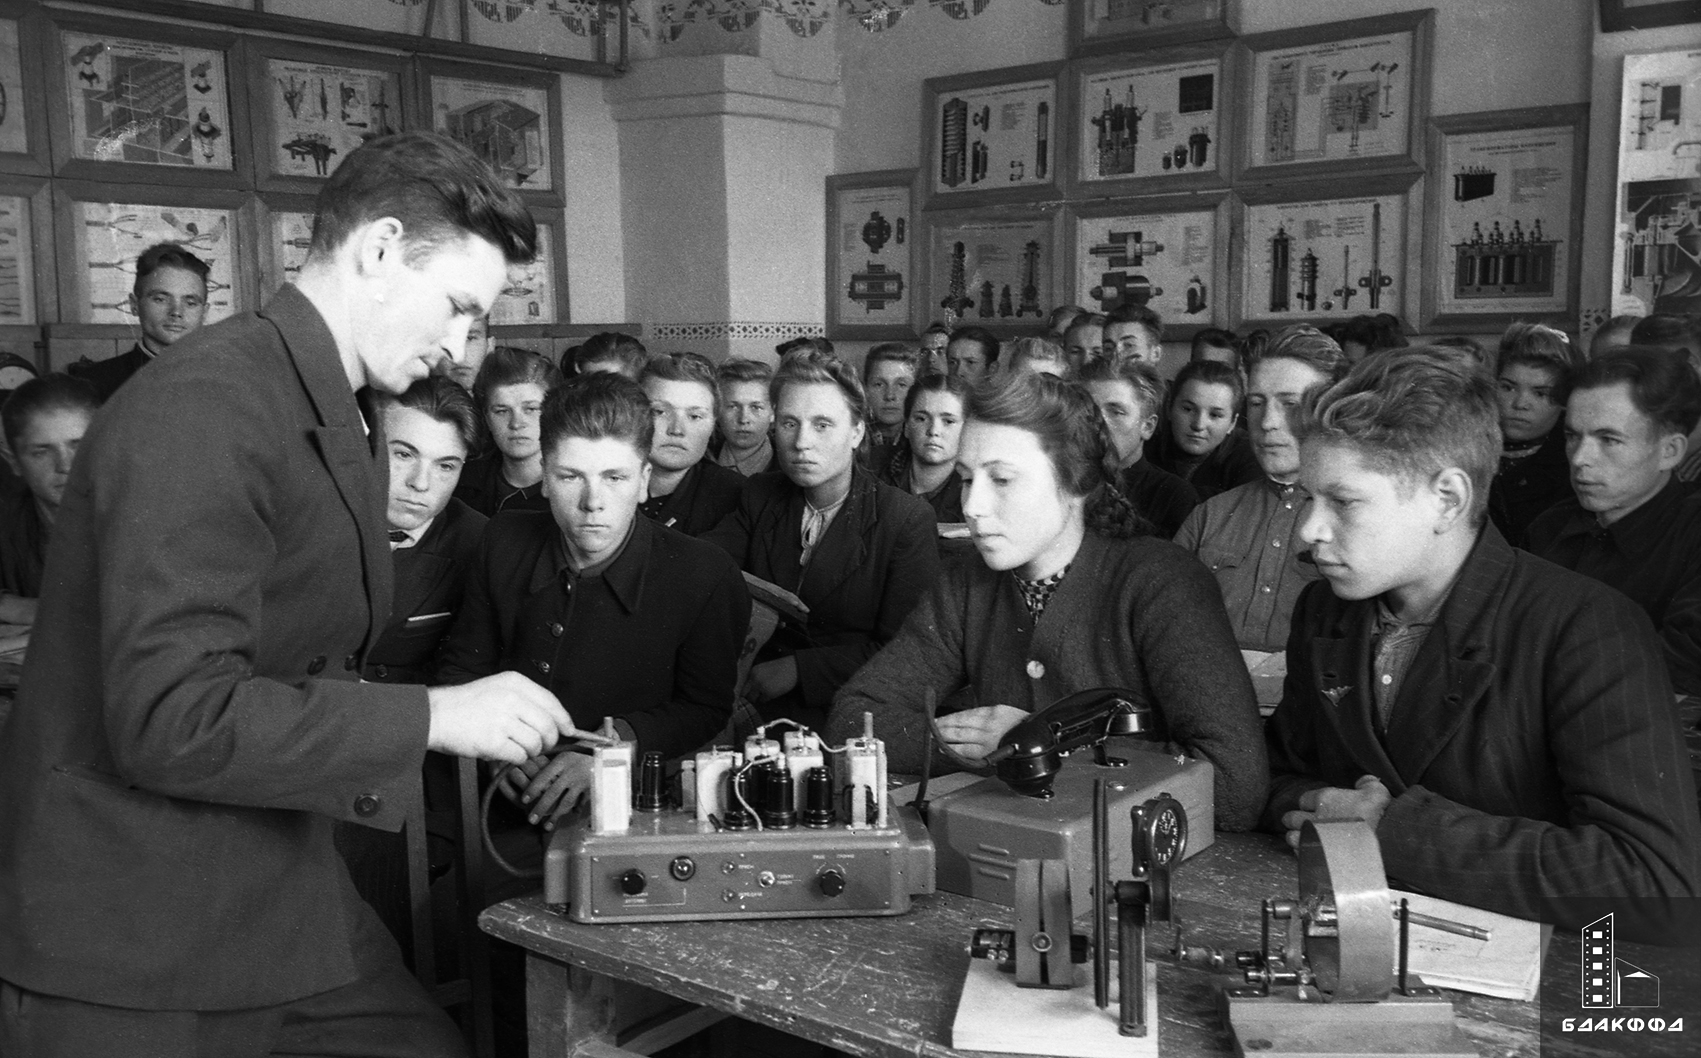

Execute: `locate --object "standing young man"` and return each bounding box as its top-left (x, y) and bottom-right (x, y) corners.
top-left (0, 132), bottom-right (575, 1056)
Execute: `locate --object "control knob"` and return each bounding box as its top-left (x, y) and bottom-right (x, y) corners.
top-left (818, 868), bottom-right (846, 898)
top-left (619, 868), bottom-right (647, 895)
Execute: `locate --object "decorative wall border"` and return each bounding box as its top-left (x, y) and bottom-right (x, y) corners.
top-left (650, 321), bottom-right (827, 343)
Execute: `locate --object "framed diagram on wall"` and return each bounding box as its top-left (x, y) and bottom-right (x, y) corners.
top-left (1233, 176), bottom-right (1421, 329)
top-left (921, 208), bottom-right (1059, 333)
top-left (45, 13), bottom-right (249, 187)
top-left (1069, 0), bottom-right (1238, 58)
top-left (0, 176), bottom-right (53, 326)
top-left (1422, 105), bottom-right (1587, 332)
top-left (922, 62), bottom-right (1062, 210)
top-left (1066, 194), bottom-right (1230, 340)
top-left (825, 169), bottom-right (917, 340)
top-left (490, 211), bottom-right (565, 327)
top-left (1064, 42), bottom-right (1235, 198)
top-left (1611, 47), bottom-right (1701, 319)
top-left (1238, 9), bottom-right (1432, 184)
top-left (0, 2), bottom-right (51, 175)
top-left (421, 58), bottom-right (563, 205)
top-left (53, 183), bottom-right (250, 327)
top-left (245, 39), bottom-right (408, 193)
top-left (256, 194), bottom-right (315, 298)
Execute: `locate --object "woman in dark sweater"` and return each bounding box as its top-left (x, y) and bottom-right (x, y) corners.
top-left (1488, 323), bottom-right (1582, 548)
top-left (880, 372), bottom-right (967, 524)
top-left (827, 371), bottom-right (1268, 831)
top-left (1149, 359), bottom-right (1262, 500)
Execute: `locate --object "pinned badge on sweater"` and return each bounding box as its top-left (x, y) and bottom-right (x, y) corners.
top-left (1321, 685), bottom-right (1352, 708)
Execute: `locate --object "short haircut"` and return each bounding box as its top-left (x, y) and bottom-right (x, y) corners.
top-left (1238, 328), bottom-right (1271, 364)
top-left (309, 131), bottom-right (536, 266)
top-left (1497, 323), bottom-right (1583, 404)
top-left (377, 374), bottom-right (481, 455)
top-left (948, 326), bottom-right (1001, 366)
top-left (1065, 312), bottom-right (1109, 337)
top-left (1297, 345), bottom-right (1500, 522)
top-left (641, 351), bottom-right (721, 408)
top-left (133, 243), bottom-right (210, 295)
top-left (1190, 327), bottom-right (1240, 362)
top-left (902, 371), bottom-right (969, 419)
top-left (1105, 302), bottom-right (1162, 344)
top-left (1079, 357), bottom-right (1165, 417)
top-left (474, 345), bottom-right (561, 411)
top-left (1591, 314), bottom-right (1642, 356)
top-left (1430, 335), bottom-right (1490, 371)
top-left (1629, 313), bottom-right (1701, 358)
top-left (1572, 345), bottom-right (1701, 438)
top-left (921, 321), bottom-right (951, 340)
top-left (777, 336), bottom-right (834, 360)
top-left (574, 332), bottom-right (647, 376)
top-left (540, 371), bottom-right (655, 458)
top-left (771, 349), bottom-right (866, 421)
top-left (1047, 304), bottom-right (1087, 332)
top-left (1334, 313), bottom-right (1407, 352)
top-left (717, 357), bottom-right (774, 387)
top-left (863, 342), bottom-right (919, 381)
top-left (1256, 325), bottom-right (1349, 385)
top-left (1005, 336), bottom-right (1068, 375)
top-left (1172, 357), bottom-right (1246, 409)
top-left (2, 373), bottom-right (99, 448)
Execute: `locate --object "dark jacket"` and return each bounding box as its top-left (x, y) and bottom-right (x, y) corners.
top-left (68, 343), bottom-right (151, 404)
top-left (1264, 526), bottom-right (1701, 934)
top-left (880, 447), bottom-right (965, 524)
top-left (644, 459), bottom-right (745, 538)
top-left (438, 511), bottom-right (750, 760)
top-left (0, 487), bottom-right (45, 598)
top-left (1148, 427), bottom-right (1262, 500)
top-left (1488, 428), bottom-right (1571, 549)
top-left (364, 497), bottom-right (488, 685)
top-left (704, 468), bottom-right (940, 714)
top-left (452, 449), bottom-right (550, 517)
top-left (0, 286), bottom-right (427, 1009)
top-left (1119, 457), bottom-right (1200, 539)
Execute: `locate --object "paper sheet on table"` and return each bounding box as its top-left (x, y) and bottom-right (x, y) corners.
top-left (1391, 889), bottom-right (1550, 1000)
top-left (953, 957), bottom-right (1158, 1057)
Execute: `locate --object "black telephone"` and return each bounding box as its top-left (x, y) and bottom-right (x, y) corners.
top-left (985, 687), bottom-right (1163, 798)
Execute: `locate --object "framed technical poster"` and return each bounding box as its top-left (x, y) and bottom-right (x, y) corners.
top-left (1065, 43), bottom-right (1234, 198)
top-left (46, 14), bottom-right (248, 188)
top-left (1234, 177), bottom-right (1420, 329)
top-left (923, 63), bottom-right (1062, 211)
top-left (1066, 194), bottom-right (1230, 340)
top-left (1611, 47), bottom-right (1701, 318)
top-left (826, 169), bottom-right (917, 340)
top-left (1239, 9), bottom-right (1432, 184)
top-left (1069, 0), bottom-right (1238, 58)
top-left (257, 194), bottom-right (315, 298)
top-left (422, 59), bottom-right (563, 205)
top-left (490, 213), bottom-right (564, 327)
top-left (0, 177), bottom-right (53, 325)
top-left (1422, 105), bottom-right (1587, 332)
top-left (0, 3), bottom-right (50, 174)
top-left (54, 183), bottom-right (249, 326)
top-left (245, 39), bottom-right (408, 193)
top-left (922, 208), bottom-right (1058, 333)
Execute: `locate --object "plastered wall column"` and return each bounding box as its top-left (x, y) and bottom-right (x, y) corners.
top-left (610, 21), bottom-right (842, 362)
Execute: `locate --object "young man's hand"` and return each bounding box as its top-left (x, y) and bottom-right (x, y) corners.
top-left (1280, 774), bottom-right (1391, 849)
top-left (518, 750), bottom-right (594, 829)
top-left (934, 704), bottom-right (1030, 761)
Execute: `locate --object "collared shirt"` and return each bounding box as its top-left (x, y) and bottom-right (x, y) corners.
top-left (799, 493), bottom-right (848, 568)
top-left (716, 436), bottom-right (774, 477)
top-left (1528, 477), bottom-right (1701, 695)
top-left (1174, 477), bottom-right (1321, 652)
top-left (546, 519), bottom-right (635, 586)
top-left (388, 517), bottom-right (432, 552)
top-left (1369, 592), bottom-right (1446, 731)
top-left (1015, 564), bottom-right (1071, 619)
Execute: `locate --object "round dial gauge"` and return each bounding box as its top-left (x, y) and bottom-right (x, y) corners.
top-left (1142, 795), bottom-right (1188, 869)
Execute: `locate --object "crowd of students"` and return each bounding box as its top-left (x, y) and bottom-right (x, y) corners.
top-left (3, 222), bottom-right (1701, 1046)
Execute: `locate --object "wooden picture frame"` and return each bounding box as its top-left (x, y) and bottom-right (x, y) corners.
top-left (489, 208), bottom-right (567, 329)
top-left (243, 38), bottom-right (410, 194)
top-left (920, 206), bottom-right (1061, 335)
top-left (255, 192), bottom-right (317, 299)
top-left (1065, 192), bottom-right (1232, 341)
top-left (1231, 174), bottom-right (1423, 330)
top-left (922, 62), bottom-right (1064, 211)
top-left (0, 174), bottom-right (56, 327)
top-left (1069, 0), bottom-right (1238, 58)
top-left (1611, 46), bottom-right (1701, 318)
top-left (0, 2), bottom-right (52, 176)
top-left (826, 169), bottom-right (918, 341)
top-left (1063, 41), bottom-right (1237, 200)
top-left (44, 12), bottom-right (250, 188)
top-left (1236, 9), bottom-right (1432, 185)
top-left (1599, 1), bottom-right (1701, 32)
top-left (53, 181), bottom-right (254, 329)
top-left (1421, 105), bottom-right (1588, 333)
top-left (419, 57), bottom-right (564, 206)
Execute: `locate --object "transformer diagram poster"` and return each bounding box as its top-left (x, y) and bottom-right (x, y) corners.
top-left (77, 201), bottom-right (237, 324)
top-left (266, 58), bottom-right (401, 179)
top-left (0, 195), bottom-right (35, 324)
top-left (269, 210), bottom-right (314, 296)
top-left (1248, 31), bottom-right (1413, 169)
top-left (490, 222), bottom-right (557, 326)
top-left (1436, 127), bottom-right (1574, 318)
top-left (1612, 48), bottom-right (1701, 317)
top-left (929, 216), bottom-right (1053, 327)
top-left (1077, 58), bottom-right (1220, 184)
top-left (931, 80), bottom-right (1055, 198)
top-left (1241, 196), bottom-right (1405, 323)
top-left (833, 184), bottom-right (911, 328)
top-left (63, 32), bottom-right (232, 169)
top-left (0, 20), bottom-right (27, 156)
top-left (1073, 209), bottom-right (1216, 326)
top-left (431, 76), bottom-right (553, 193)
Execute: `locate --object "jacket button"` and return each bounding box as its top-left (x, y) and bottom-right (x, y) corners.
top-left (354, 794), bottom-right (381, 817)
top-left (1026, 660), bottom-right (1045, 679)
top-left (550, 622), bottom-right (564, 638)
top-left (538, 660), bottom-right (552, 674)
top-left (307, 656), bottom-right (326, 675)
top-left (343, 655), bottom-right (358, 671)
top-left (375, 665), bottom-right (389, 679)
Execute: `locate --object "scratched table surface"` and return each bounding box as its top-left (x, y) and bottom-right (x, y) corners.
top-left (482, 832), bottom-right (1691, 1058)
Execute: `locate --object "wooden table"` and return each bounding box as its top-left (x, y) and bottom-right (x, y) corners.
top-left (481, 832), bottom-right (1691, 1058)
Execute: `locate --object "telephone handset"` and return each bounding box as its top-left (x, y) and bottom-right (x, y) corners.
top-left (984, 687), bottom-right (1163, 798)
